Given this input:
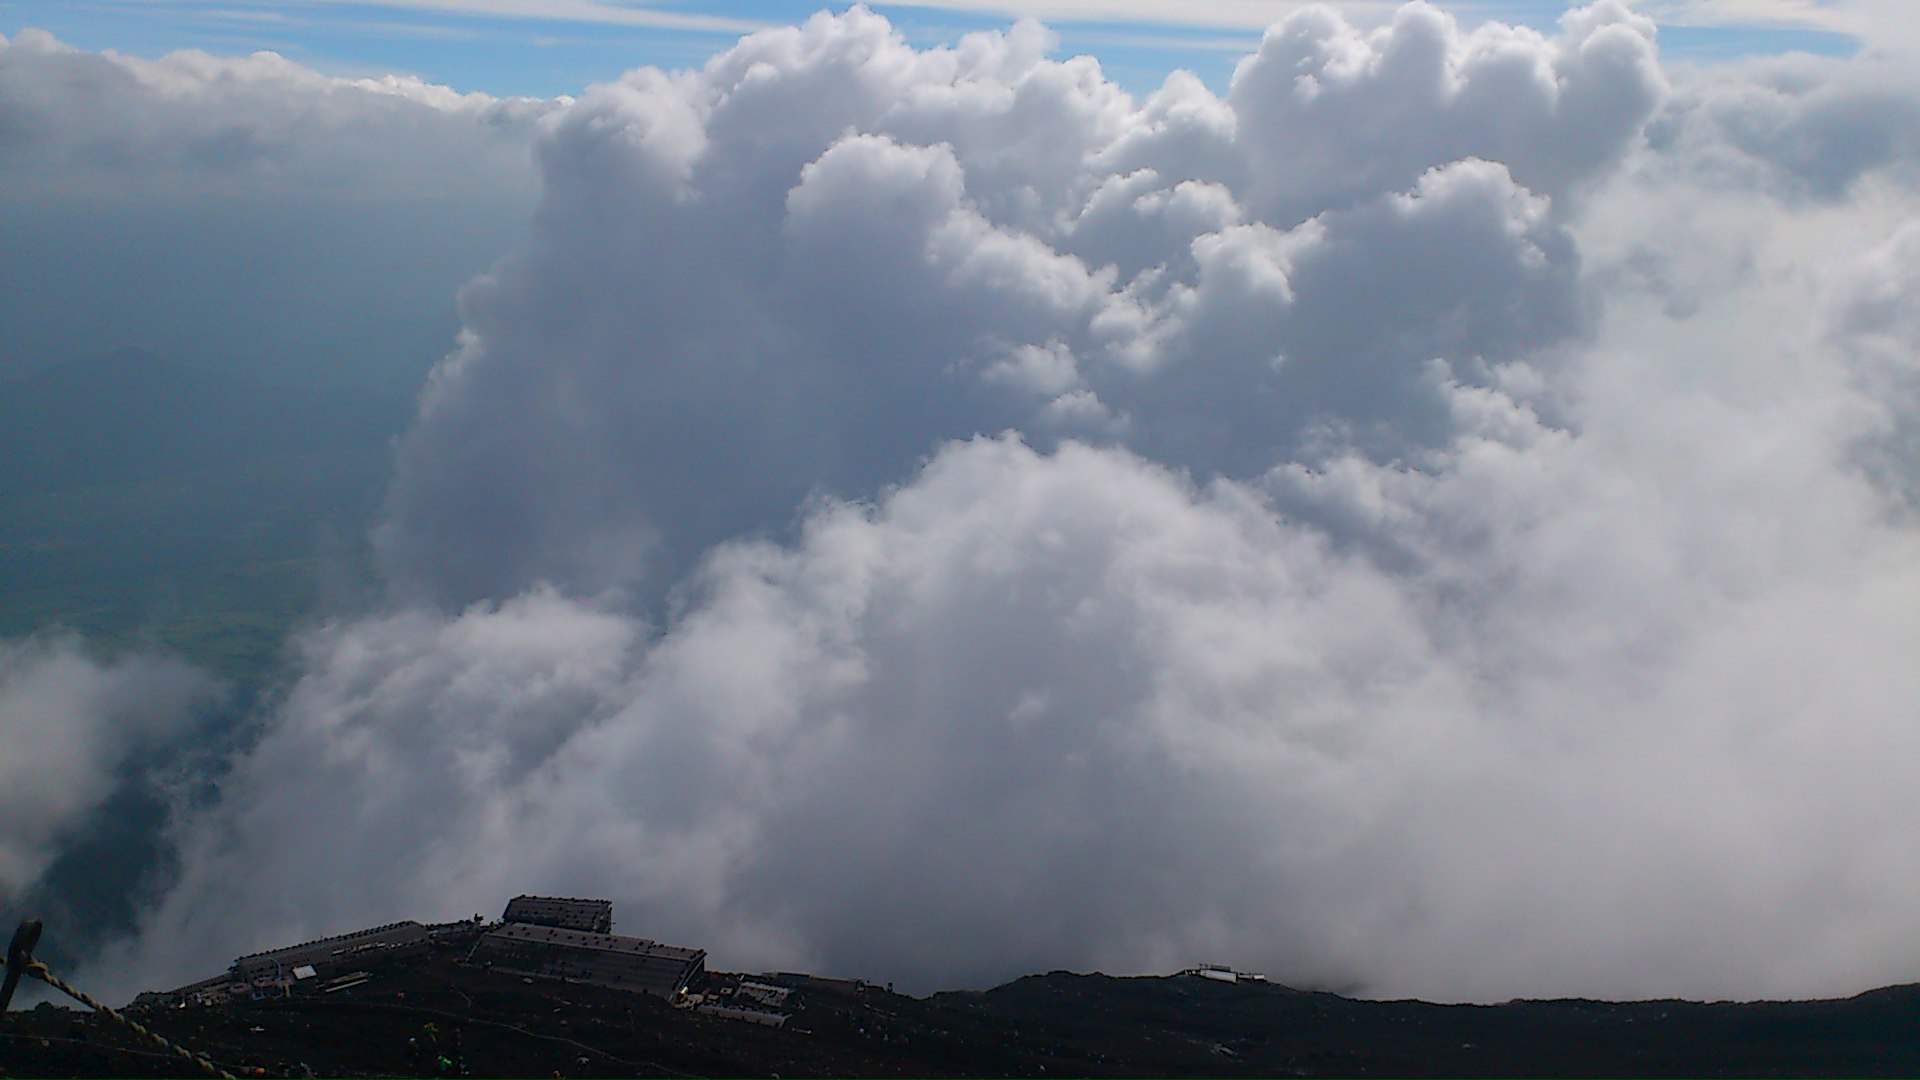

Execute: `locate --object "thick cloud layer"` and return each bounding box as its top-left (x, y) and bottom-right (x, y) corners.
top-left (0, 29), bottom-right (554, 202)
top-left (0, 29), bottom-right (556, 388)
top-left (0, 637), bottom-right (221, 902)
top-left (50, 2), bottom-right (1920, 1003)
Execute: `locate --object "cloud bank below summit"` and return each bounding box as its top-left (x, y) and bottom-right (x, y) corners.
top-left (0, 638), bottom-right (221, 904)
top-left (0, 28), bottom-right (555, 388)
top-left (14, 2), bottom-right (1920, 1003)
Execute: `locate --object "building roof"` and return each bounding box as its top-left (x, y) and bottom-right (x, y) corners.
top-left (481, 922), bottom-right (703, 962)
top-left (500, 895), bottom-right (614, 933)
top-left (232, 921), bottom-right (429, 978)
top-left (471, 923), bottom-right (706, 998)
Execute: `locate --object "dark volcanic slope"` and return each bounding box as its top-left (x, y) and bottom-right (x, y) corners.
top-left (948, 972), bottom-right (1920, 1077)
top-left (7, 945), bottom-right (1920, 1078)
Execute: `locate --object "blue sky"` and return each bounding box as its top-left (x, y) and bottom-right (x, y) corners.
top-left (0, 0), bottom-right (1860, 98)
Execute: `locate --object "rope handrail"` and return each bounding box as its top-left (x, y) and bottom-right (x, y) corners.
top-left (3, 918), bottom-right (236, 1079)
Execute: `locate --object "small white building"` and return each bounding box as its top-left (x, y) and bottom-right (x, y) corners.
top-left (1186, 963), bottom-right (1265, 984)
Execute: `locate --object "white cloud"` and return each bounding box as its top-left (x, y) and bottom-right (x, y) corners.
top-left (1622, 40), bottom-right (1917, 213)
top-left (0, 637), bottom-right (222, 902)
top-left (99, 381), bottom-right (1920, 1000)
top-left (1224, 0), bottom-right (1665, 223)
top-left (374, 2), bottom-right (1657, 606)
top-left (26, 1), bottom-right (1920, 1006)
top-left (0, 28), bottom-right (558, 202)
top-left (0, 28), bottom-right (559, 386)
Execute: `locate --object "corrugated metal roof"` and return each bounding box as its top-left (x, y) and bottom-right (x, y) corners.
top-left (471, 923), bottom-right (706, 998)
top-left (500, 895), bottom-right (614, 933)
top-left (232, 922), bottom-right (430, 979)
top-left (482, 922), bottom-right (703, 962)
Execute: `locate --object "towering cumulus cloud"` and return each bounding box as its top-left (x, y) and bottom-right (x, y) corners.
top-left (76, 2), bottom-right (1920, 1003)
top-left (376, 3), bottom-right (1646, 603)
